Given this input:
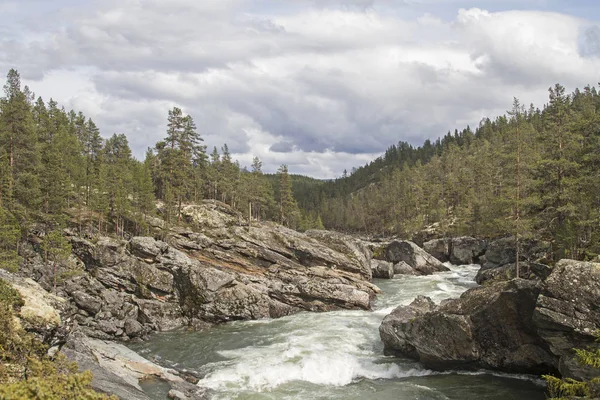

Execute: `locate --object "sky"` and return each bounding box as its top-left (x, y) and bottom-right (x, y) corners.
top-left (1, 0), bottom-right (599, 178)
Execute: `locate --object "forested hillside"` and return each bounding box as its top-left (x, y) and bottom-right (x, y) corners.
top-left (298, 84), bottom-right (600, 261)
top-left (2, 66), bottom-right (599, 264)
top-left (0, 69), bottom-right (326, 273)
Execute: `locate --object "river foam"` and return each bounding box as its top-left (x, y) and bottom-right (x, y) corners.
top-left (129, 264), bottom-right (545, 399)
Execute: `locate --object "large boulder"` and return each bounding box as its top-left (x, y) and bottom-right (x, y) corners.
top-left (371, 260), bottom-right (394, 279)
top-left (62, 331), bottom-right (209, 400)
top-left (481, 237), bottom-right (550, 270)
top-left (379, 296), bottom-right (436, 358)
top-left (475, 261), bottom-right (553, 285)
top-left (305, 230), bottom-right (372, 280)
top-left (423, 237), bottom-right (486, 265)
top-left (450, 237), bottom-right (487, 265)
top-left (180, 200), bottom-right (245, 229)
top-left (423, 238), bottom-right (450, 263)
top-left (533, 259), bottom-right (600, 380)
top-left (379, 279), bottom-right (556, 373)
top-left (128, 236), bottom-right (168, 261)
top-left (0, 269), bottom-right (66, 336)
top-left (384, 240), bottom-right (449, 275)
top-left (393, 261), bottom-right (419, 276)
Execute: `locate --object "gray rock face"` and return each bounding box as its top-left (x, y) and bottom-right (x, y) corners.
top-left (380, 279), bottom-right (556, 374)
top-left (450, 237), bottom-right (487, 265)
top-left (393, 261), bottom-right (419, 276)
top-left (305, 230), bottom-right (372, 280)
top-left (475, 237), bottom-right (552, 285)
top-left (51, 200), bottom-right (379, 340)
top-left (129, 236), bottom-right (168, 260)
top-left (62, 331), bottom-right (204, 400)
top-left (482, 237), bottom-right (550, 270)
top-left (533, 259), bottom-right (600, 380)
top-left (475, 262), bottom-right (553, 285)
top-left (124, 319), bottom-right (144, 337)
top-left (384, 240), bottom-right (449, 275)
top-left (423, 238), bottom-right (450, 263)
top-left (379, 296), bottom-right (436, 358)
top-left (72, 290), bottom-right (102, 315)
top-left (423, 237), bottom-right (486, 265)
top-left (371, 260), bottom-right (394, 279)
top-left (380, 259), bottom-right (600, 379)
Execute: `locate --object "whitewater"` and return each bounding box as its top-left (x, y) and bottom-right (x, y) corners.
top-left (130, 264), bottom-right (546, 399)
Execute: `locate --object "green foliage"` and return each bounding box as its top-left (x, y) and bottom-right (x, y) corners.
top-left (0, 368), bottom-right (114, 400)
top-left (292, 84), bottom-right (600, 261)
top-left (544, 376), bottom-right (592, 399)
top-left (42, 229), bottom-right (72, 291)
top-left (277, 165), bottom-right (301, 229)
top-left (0, 279), bottom-right (23, 310)
top-left (543, 331), bottom-right (600, 399)
top-left (0, 278), bottom-right (114, 399)
top-left (372, 246), bottom-right (385, 260)
top-left (0, 208), bottom-right (21, 272)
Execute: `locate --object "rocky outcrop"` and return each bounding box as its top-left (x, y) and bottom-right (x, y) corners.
top-left (533, 259), bottom-right (600, 380)
top-left (475, 261), bottom-right (553, 285)
top-left (423, 238), bottom-right (450, 263)
top-left (62, 331), bottom-right (209, 400)
top-left (449, 237), bottom-right (487, 265)
top-left (480, 237), bottom-right (550, 270)
top-left (384, 240), bottom-right (449, 275)
top-left (380, 279), bottom-right (556, 373)
top-left (473, 237), bottom-right (552, 284)
top-left (379, 296), bottom-right (436, 358)
top-left (380, 259), bottom-right (600, 379)
top-left (0, 269), bottom-right (68, 342)
top-left (29, 201), bottom-right (379, 341)
top-left (371, 260), bottom-right (394, 279)
top-left (393, 261), bottom-right (419, 276)
top-left (423, 237), bottom-right (486, 265)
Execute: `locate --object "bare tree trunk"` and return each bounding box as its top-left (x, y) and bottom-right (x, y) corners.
top-left (53, 261), bottom-right (57, 293)
top-left (516, 119), bottom-right (521, 279)
top-left (248, 202), bottom-right (252, 229)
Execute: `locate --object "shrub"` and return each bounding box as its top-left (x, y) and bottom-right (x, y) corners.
top-left (544, 332), bottom-right (600, 399)
top-left (0, 278), bottom-right (116, 399)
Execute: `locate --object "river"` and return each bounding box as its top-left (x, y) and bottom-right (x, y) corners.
top-left (129, 264), bottom-right (546, 399)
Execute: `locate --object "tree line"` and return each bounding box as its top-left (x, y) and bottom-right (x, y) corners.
top-left (296, 84), bottom-right (600, 261)
top-left (0, 69), bottom-right (327, 273)
top-left (3, 67), bottom-right (598, 263)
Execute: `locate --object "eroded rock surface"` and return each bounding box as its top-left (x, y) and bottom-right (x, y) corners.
top-left (62, 331), bottom-right (209, 400)
top-left (371, 260), bottom-right (394, 279)
top-left (31, 201), bottom-right (380, 341)
top-left (380, 259), bottom-right (600, 380)
top-left (380, 279), bottom-right (556, 373)
top-left (384, 240), bottom-right (449, 275)
top-left (533, 259), bottom-right (600, 380)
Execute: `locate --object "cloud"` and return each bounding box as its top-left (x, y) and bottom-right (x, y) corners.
top-left (1, 1), bottom-right (599, 178)
top-left (579, 24), bottom-right (600, 58)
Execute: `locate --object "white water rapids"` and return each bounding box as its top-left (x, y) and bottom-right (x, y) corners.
top-left (131, 264), bottom-right (546, 399)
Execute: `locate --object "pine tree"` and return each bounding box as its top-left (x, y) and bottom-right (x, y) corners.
top-left (131, 160), bottom-right (156, 234)
top-left (0, 69), bottom-right (41, 213)
top-left (103, 134), bottom-right (133, 236)
top-left (533, 84), bottom-right (582, 258)
top-left (83, 119), bottom-right (103, 207)
top-left (0, 208), bottom-right (21, 272)
top-left (42, 229), bottom-right (72, 292)
top-left (277, 165), bottom-right (300, 228)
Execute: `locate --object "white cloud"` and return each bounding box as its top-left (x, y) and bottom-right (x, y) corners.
top-left (1, 1), bottom-right (599, 178)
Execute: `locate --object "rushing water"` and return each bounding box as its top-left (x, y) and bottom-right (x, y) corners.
top-left (130, 265), bottom-right (546, 399)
